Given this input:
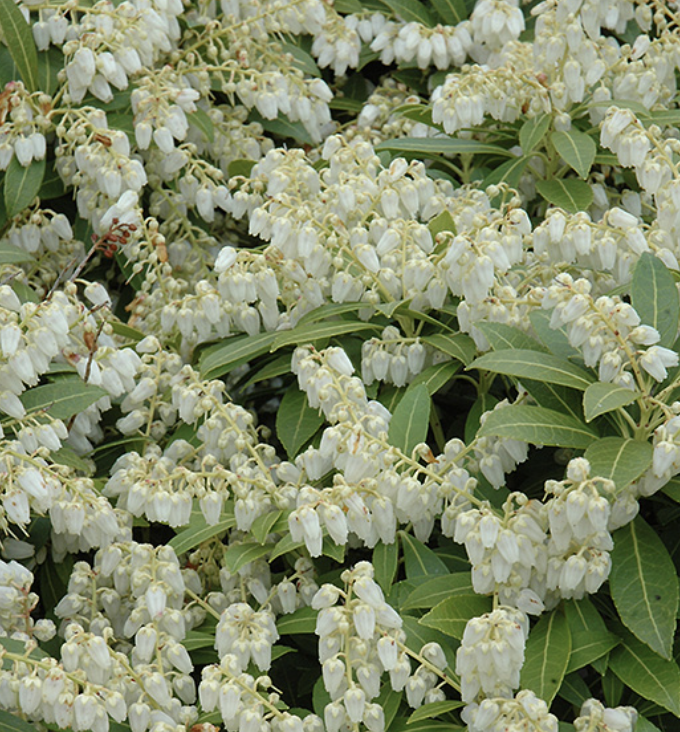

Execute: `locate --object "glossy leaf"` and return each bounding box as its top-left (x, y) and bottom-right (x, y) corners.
top-left (630, 252), bottom-right (680, 348)
top-left (476, 322), bottom-right (546, 352)
top-left (271, 320), bottom-right (380, 351)
top-left (169, 512), bottom-right (237, 556)
top-left (0, 241), bottom-right (35, 265)
top-left (400, 531), bottom-right (449, 578)
top-left (200, 332), bottom-right (277, 379)
top-left (566, 630), bottom-right (619, 674)
top-left (428, 209), bottom-right (456, 240)
top-left (381, 0), bottom-right (435, 25)
top-left (609, 516), bottom-right (679, 659)
top-left (583, 382), bottom-right (639, 422)
top-left (250, 510), bottom-right (285, 544)
top-left (277, 606), bottom-right (317, 635)
top-left (521, 379), bottom-right (583, 421)
top-left (276, 388), bottom-right (324, 459)
top-left (408, 361), bottom-right (460, 395)
top-left (519, 113), bottom-right (551, 153)
top-left (551, 129), bottom-right (597, 179)
top-left (223, 541), bottom-right (272, 573)
top-left (376, 138), bottom-right (514, 158)
top-left (401, 573), bottom-right (474, 610)
top-left (468, 349), bottom-right (594, 390)
top-left (478, 404), bottom-right (597, 448)
top-left (250, 111), bottom-right (314, 145)
top-left (584, 437), bottom-right (653, 493)
top-left (430, 0), bottom-right (467, 23)
top-left (609, 631), bottom-right (680, 716)
top-left (407, 700), bottom-right (465, 724)
top-left (0, 710), bottom-right (36, 732)
top-left (388, 384), bottom-right (430, 455)
top-left (419, 593), bottom-right (492, 639)
top-left (187, 108), bottom-right (214, 143)
top-left (520, 610), bottom-right (571, 705)
top-left (373, 541), bottom-right (399, 593)
top-left (423, 332), bottom-right (476, 366)
top-left (529, 309), bottom-right (582, 361)
top-left (482, 156), bottom-right (532, 190)
top-left (4, 156), bottom-right (45, 217)
top-left (535, 178), bottom-right (593, 213)
top-left (0, 0), bottom-right (38, 91)
top-left (20, 379), bottom-right (108, 420)
top-left (281, 41), bottom-right (321, 77)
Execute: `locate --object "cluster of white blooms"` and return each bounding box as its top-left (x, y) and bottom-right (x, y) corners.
top-left (0, 560), bottom-right (55, 641)
top-left (361, 328), bottom-right (438, 386)
top-left (470, 0), bottom-right (524, 52)
top-left (544, 458), bottom-right (614, 601)
top-left (453, 496), bottom-right (547, 612)
top-left (456, 606), bottom-right (529, 702)
top-left (313, 561), bottom-right (437, 730)
top-left (214, 603), bottom-right (278, 670)
top-left (573, 699), bottom-right (637, 732)
top-left (0, 82), bottom-right (49, 169)
top-left (541, 273), bottom-right (679, 386)
top-left (461, 690), bottom-right (558, 732)
top-left (62, 0), bottom-right (183, 104)
top-left (371, 19), bottom-right (472, 70)
top-left (652, 413), bottom-right (680, 484)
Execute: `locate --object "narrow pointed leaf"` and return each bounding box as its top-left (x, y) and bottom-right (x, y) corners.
top-left (381, 0), bottom-right (435, 25)
top-left (277, 606), bottom-right (317, 635)
top-left (536, 178), bottom-right (593, 213)
top-left (522, 379), bottom-right (583, 420)
top-left (419, 593), bottom-right (492, 639)
top-left (401, 573), bottom-right (474, 610)
top-left (376, 138), bottom-right (514, 158)
top-left (476, 322), bottom-right (547, 352)
top-left (584, 437), bottom-right (652, 493)
top-left (4, 156), bottom-right (45, 217)
top-left (388, 384), bottom-right (430, 455)
top-left (0, 0), bottom-right (38, 91)
top-left (169, 509), bottom-right (237, 556)
top-left (373, 541), bottom-right (399, 593)
top-left (423, 332), bottom-right (476, 366)
top-left (529, 309), bottom-right (582, 361)
top-left (520, 113), bottom-right (551, 153)
top-left (276, 388), bottom-right (324, 459)
top-left (199, 332), bottom-right (277, 379)
top-left (21, 379), bottom-right (108, 420)
top-left (250, 510), bottom-right (285, 544)
top-left (223, 541), bottom-right (272, 573)
top-left (583, 382), bottom-right (639, 422)
top-left (609, 516), bottom-right (679, 659)
top-left (430, 0), bottom-right (467, 23)
top-left (407, 701), bottom-right (465, 724)
top-left (272, 320), bottom-right (380, 350)
top-left (469, 349), bottom-right (594, 390)
top-left (482, 155), bottom-right (531, 189)
top-left (609, 630), bottom-right (680, 716)
top-left (0, 709), bottom-right (37, 732)
top-left (520, 610), bottom-right (571, 705)
top-left (400, 531), bottom-right (448, 578)
top-left (551, 129), bottom-right (597, 179)
top-left (631, 252), bottom-right (680, 348)
top-left (478, 404), bottom-right (598, 448)
top-left (407, 361), bottom-right (459, 395)
top-left (0, 241), bottom-right (35, 265)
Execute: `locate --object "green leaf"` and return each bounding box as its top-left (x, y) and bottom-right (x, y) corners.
top-left (476, 322), bottom-right (547, 352)
top-left (223, 541), bottom-right (272, 573)
top-left (36, 47), bottom-right (63, 96)
top-left (468, 349), bottom-right (594, 390)
top-left (566, 630), bottom-right (619, 674)
top-left (377, 686), bottom-right (403, 732)
top-left (529, 309), bottom-right (582, 362)
top-left (427, 209), bottom-right (456, 240)
top-left (583, 437), bottom-right (653, 493)
top-left (168, 511), bottom-right (237, 556)
top-left (419, 593), bottom-right (492, 639)
top-left (401, 573), bottom-right (474, 610)
top-left (187, 108), bottom-right (214, 143)
top-left (551, 129), bottom-right (597, 179)
top-left (609, 516), bottom-right (679, 659)
top-left (583, 382), bottom-right (639, 422)
top-left (373, 541), bottom-right (399, 593)
top-left (423, 333), bottom-right (476, 366)
top-left (631, 252), bottom-right (680, 348)
top-left (199, 332), bottom-right (277, 380)
top-left (558, 672), bottom-right (591, 706)
top-left (388, 384), bottom-right (430, 455)
top-left (408, 361), bottom-right (460, 395)
top-left (478, 404), bottom-right (597, 449)
top-left (520, 610), bottom-right (571, 706)
top-left (609, 630), bottom-right (680, 716)
top-left (482, 156), bottom-right (532, 190)
top-left (381, 0), bottom-right (435, 25)
top-left (519, 113), bottom-right (551, 153)
top-left (0, 709), bottom-right (37, 732)
top-left (535, 178), bottom-right (593, 213)
top-left (20, 379), bottom-right (108, 420)
top-left (0, 241), bottom-right (35, 265)
top-left (276, 388), bottom-right (324, 459)
top-left (400, 531), bottom-right (449, 578)
top-left (402, 615), bottom-right (458, 675)
top-left (249, 111), bottom-right (314, 145)
top-left (430, 0), bottom-right (467, 23)
top-left (271, 320), bottom-right (381, 351)
top-left (376, 138), bottom-right (514, 158)
top-left (250, 510), bottom-right (285, 544)
top-left (281, 41), bottom-right (321, 77)
top-left (110, 321), bottom-right (146, 342)
top-left (407, 700), bottom-right (465, 723)
top-left (4, 156), bottom-right (45, 218)
top-left (277, 606), bottom-right (317, 635)
top-left (521, 379), bottom-right (583, 421)
top-left (0, 0), bottom-right (39, 92)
